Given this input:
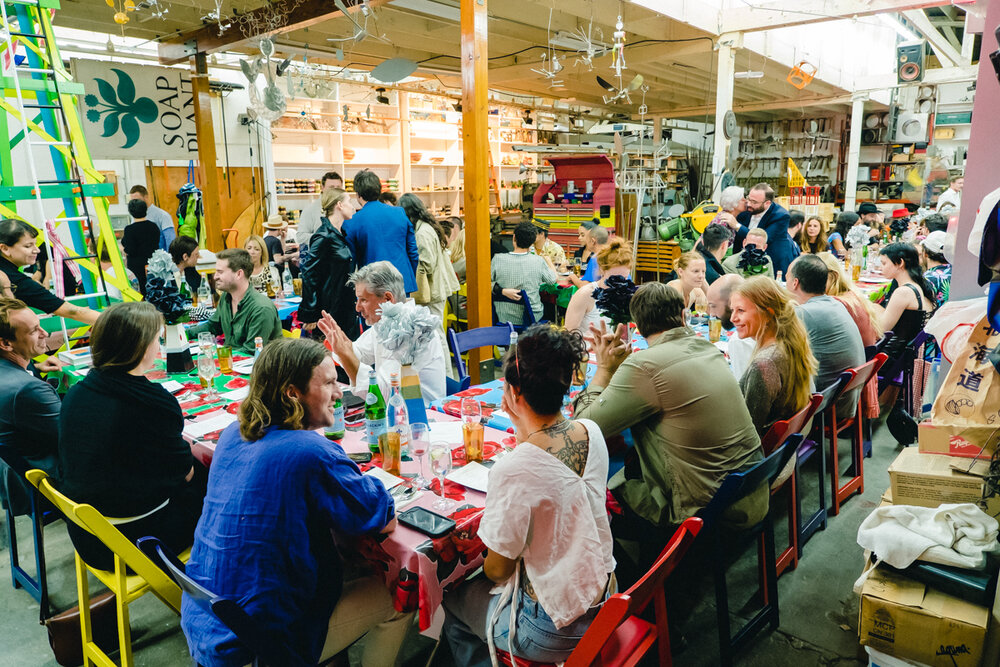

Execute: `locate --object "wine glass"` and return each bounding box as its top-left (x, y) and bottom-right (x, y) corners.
top-left (409, 422), bottom-right (430, 488)
top-left (198, 351), bottom-right (219, 401)
top-left (198, 332), bottom-right (215, 349)
top-left (460, 398), bottom-right (482, 425)
top-left (428, 442), bottom-right (456, 513)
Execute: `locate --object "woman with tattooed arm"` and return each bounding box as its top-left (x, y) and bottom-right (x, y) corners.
top-left (442, 324), bottom-right (616, 666)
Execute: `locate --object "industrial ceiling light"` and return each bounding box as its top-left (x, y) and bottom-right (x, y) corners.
top-left (453, 102), bottom-right (462, 112)
top-left (733, 71), bottom-right (764, 79)
top-left (375, 87), bottom-right (390, 104)
top-left (522, 109), bottom-right (533, 125)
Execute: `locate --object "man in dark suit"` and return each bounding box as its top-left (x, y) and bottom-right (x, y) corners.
top-left (344, 170), bottom-right (419, 294)
top-left (735, 182), bottom-right (796, 275)
top-left (0, 298), bottom-right (61, 515)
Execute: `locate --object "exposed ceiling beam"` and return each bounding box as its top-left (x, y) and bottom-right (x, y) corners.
top-left (901, 9), bottom-right (965, 65)
top-left (158, 0), bottom-right (389, 65)
top-left (719, 0), bottom-right (965, 34)
top-left (653, 93), bottom-right (854, 118)
top-left (626, 0), bottom-right (720, 36)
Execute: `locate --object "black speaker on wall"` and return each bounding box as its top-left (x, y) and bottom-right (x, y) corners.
top-left (897, 41), bottom-right (926, 84)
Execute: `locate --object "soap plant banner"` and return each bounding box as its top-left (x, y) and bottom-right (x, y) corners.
top-left (71, 59), bottom-right (198, 160)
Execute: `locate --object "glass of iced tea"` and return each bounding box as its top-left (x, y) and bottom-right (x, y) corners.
top-left (462, 421), bottom-right (484, 463)
top-left (380, 427), bottom-right (403, 477)
top-left (708, 316), bottom-right (722, 343)
top-left (217, 345), bottom-right (233, 374)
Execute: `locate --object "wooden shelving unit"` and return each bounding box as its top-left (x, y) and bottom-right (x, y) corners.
top-left (271, 84), bottom-right (540, 219)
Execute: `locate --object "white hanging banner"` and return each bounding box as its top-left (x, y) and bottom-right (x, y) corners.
top-left (71, 59), bottom-right (199, 160)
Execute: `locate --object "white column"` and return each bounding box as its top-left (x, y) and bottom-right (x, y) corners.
top-left (712, 34), bottom-right (738, 200)
top-left (844, 95), bottom-right (866, 212)
top-left (961, 20), bottom-right (975, 65)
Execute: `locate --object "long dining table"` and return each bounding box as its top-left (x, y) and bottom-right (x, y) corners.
top-left (57, 352), bottom-right (513, 632)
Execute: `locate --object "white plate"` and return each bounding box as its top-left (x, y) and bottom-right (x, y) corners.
top-left (232, 360), bottom-right (255, 375)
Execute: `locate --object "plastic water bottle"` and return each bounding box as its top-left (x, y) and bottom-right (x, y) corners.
top-left (197, 280), bottom-right (213, 308)
top-left (268, 261), bottom-right (283, 297)
top-left (253, 336), bottom-right (263, 360)
top-left (282, 264), bottom-right (294, 296)
top-left (387, 371), bottom-right (409, 453)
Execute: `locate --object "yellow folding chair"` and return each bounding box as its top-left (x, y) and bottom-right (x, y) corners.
top-left (26, 470), bottom-right (189, 667)
top-left (444, 282), bottom-right (468, 332)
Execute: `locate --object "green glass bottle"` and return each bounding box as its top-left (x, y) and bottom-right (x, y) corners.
top-left (325, 397), bottom-right (345, 440)
top-left (364, 370), bottom-right (387, 454)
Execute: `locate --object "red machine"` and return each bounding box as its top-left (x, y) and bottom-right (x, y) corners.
top-left (532, 154), bottom-right (616, 250)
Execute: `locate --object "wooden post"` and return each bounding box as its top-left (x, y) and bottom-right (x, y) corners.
top-left (461, 0), bottom-right (491, 383)
top-left (191, 52), bottom-right (223, 251)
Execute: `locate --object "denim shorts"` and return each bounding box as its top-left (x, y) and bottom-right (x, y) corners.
top-left (489, 587), bottom-right (602, 663)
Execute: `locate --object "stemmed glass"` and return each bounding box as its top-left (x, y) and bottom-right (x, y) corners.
top-left (409, 422), bottom-right (430, 488)
top-left (460, 398), bottom-right (482, 425)
top-left (428, 442), bottom-right (456, 512)
top-left (198, 350), bottom-right (220, 402)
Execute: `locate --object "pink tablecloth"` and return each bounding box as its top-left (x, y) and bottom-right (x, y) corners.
top-left (182, 401), bottom-right (514, 631)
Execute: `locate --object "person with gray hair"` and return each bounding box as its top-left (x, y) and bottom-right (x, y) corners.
top-left (716, 185), bottom-right (746, 225)
top-left (317, 261), bottom-right (445, 405)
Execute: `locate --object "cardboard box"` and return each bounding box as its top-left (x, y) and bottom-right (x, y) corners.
top-left (859, 564), bottom-right (990, 667)
top-left (917, 421), bottom-right (999, 460)
top-left (866, 646), bottom-right (930, 667)
top-left (888, 448), bottom-right (999, 514)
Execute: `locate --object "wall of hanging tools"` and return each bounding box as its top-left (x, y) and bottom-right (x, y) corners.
top-left (732, 115), bottom-right (845, 199)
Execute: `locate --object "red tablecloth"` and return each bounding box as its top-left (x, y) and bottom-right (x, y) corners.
top-left (181, 395), bottom-right (513, 631)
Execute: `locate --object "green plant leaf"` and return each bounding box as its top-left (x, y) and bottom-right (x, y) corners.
top-left (101, 112), bottom-right (119, 138)
top-left (120, 114), bottom-right (140, 149)
top-left (131, 97), bottom-right (158, 124)
top-left (112, 68), bottom-right (135, 105)
top-left (95, 77), bottom-right (117, 106)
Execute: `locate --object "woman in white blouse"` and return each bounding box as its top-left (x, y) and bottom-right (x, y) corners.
top-left (442, 324), bottom-right (615, 666)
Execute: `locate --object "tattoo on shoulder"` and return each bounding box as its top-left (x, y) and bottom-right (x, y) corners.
top-left (545, 421), bottom-right (589, 475)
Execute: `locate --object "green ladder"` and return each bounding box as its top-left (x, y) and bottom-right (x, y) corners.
top-left (1, 0), bottom-right (140, 348)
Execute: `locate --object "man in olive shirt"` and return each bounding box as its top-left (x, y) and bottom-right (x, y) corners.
top-left (188, 249), bottom-right (281, 355)
top-left (574, 282), bottom-right (765, 580)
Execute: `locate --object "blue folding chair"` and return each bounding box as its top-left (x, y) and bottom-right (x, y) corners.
top-left (448, 323), bottom-right (516, 386)
top-left (0, 443), bottom-right (59, 621)
top-left (696, 434), bottom-right (802, 667)
top-left (137, 537), bottom-right (310, 667)
top-left (491, 289), bottom-right (540, 332)
top-left (864, 331), bottom-right (894, 361)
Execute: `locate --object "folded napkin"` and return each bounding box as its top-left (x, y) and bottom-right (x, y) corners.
top-left (854, 503), bottom-right (1000, 593)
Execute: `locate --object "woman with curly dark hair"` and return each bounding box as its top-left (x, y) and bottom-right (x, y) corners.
top-left (443, 324), bottom-right (615, 666)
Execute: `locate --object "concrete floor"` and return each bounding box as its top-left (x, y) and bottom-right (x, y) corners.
top-left (0, 420), bottom-right (901, 667)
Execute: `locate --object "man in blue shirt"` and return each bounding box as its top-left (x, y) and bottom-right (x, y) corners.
top-left (344, 170), bottom-right (419, 294)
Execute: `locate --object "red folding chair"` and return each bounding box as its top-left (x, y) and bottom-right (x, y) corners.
top-left (759, 393), bottom-right (822, 578)
top-left (496, 517), bottom-right (704, 667)
top-left (827, 353), bottom-right (888, 515)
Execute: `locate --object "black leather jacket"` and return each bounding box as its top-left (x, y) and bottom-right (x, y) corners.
top-left (299, 218), bottom-right (360, 339)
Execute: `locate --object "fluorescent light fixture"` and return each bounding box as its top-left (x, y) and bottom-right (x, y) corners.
top-left (391, 0), bottom-right (460, 22)
top-left (549, 30), bottom-right (610, 54)
top-left (878, 13), bottom-right (919, 42)
top-left (733, 71), bottom-right (764, 79)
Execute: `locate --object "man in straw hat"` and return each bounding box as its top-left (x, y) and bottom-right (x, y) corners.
top-left (263, 214), bottom-right (299, 276)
